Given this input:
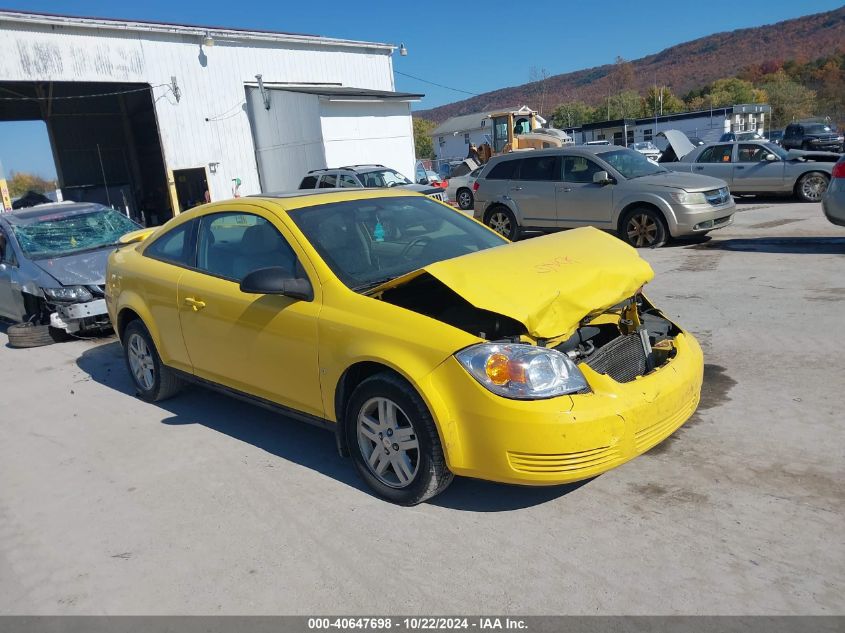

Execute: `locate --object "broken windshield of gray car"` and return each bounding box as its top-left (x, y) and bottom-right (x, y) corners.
top-left (11, 208), bottom-right (140, 260)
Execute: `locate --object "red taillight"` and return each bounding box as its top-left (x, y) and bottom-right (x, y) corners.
top-left (832, 162), bottom-right (845, 179)
top-left (472, 181), bottom-right (480, 191)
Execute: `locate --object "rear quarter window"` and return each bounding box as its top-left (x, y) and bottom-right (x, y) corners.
top-left (299, 176), bottom-right (318, 189)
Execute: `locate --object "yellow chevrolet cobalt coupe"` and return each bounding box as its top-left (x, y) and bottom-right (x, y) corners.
top-left (106, 190), bottom-right (703, 505)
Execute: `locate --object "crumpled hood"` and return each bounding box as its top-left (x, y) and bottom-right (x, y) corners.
top-left (638, 170), bottom-right (727, 191)
top-left (376, 227), bottom-right (654, 339)
top-left (33, 246), bottom-right (112, 286)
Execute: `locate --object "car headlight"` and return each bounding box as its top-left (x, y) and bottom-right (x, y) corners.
top-left (670, 191), bottom-right (707, 205)
top-left (42, 286), bottom-right (93, 302)
top-left (455, 343), bottom-right (589, 399)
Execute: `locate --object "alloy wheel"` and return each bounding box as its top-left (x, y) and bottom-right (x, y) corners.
top-left (458, 190), bottom-right (473, 209)
top-left (356, 397), bottom-right (419, 488)
top-left (627, 213), bottom-right (659, 247)
top-left (801, 174), bottom-right (828, 202)
top-left (127, 333), bottom-right (155, 391)
top-left (488, 211), bottom-right (512, 237)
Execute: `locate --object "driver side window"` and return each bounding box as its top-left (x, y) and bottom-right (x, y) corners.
top-left (738, 144), bottom-right (768, 163)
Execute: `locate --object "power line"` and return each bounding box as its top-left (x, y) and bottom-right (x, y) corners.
top-left (394, 70), bottom-right (480, 96)
top-left (0, 85), bottom-right (169, 101)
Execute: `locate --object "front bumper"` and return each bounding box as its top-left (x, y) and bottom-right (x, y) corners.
top-left (426, 332), bottom-right (703, 485)
top-left (670, 200), bottom-right (736, 236)
top-left (51, 299), bottom-right (109, 333)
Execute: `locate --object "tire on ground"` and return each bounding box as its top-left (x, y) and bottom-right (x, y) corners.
top-left (344, 372), bottom-right (453, 505)
top-left (6, 322), bottom-right (57, 348)
top-left (484, 205), bottom-right (519, 241)
top-left (795, 171), bottom-right (829, 203)
top-left (619, 206), bottom-right (668, 248)
top-left (122, 319), bottom-right (183, 402)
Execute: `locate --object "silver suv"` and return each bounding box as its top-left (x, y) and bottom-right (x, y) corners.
top-left (299, 165), bottom-right (448, 203)
top-left (473, 146), bottom-right (736, 247)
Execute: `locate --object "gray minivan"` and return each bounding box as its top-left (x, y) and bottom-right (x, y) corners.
top-left (472, 146), bottom-right (736, 247)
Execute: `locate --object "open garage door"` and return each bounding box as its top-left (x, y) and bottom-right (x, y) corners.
top-left (245, 85), bottom-right (421, 193)
top-left (0, 81), bottom-right (173, 226)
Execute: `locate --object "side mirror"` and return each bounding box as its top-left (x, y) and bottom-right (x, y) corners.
top-left (765, 153), bottom-right (777, 161)
top-left (593, 170), bottom-right (613, 185)
top-left (239, 267), bottom-right (313, 301)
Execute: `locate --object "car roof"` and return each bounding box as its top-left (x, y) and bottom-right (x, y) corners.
top-left (243, 187), bottom-right (428, 211)
top-left (306, 164), bottom-right (388, 174)
top-left (484, 145), bottom-right (629, 164)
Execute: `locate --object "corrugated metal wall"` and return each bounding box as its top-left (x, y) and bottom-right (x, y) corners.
top-left (0, 18), bottom-right (397, 202)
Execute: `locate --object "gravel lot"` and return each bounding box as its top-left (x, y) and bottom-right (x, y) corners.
top-left (1, 198), bottom-right (843, 615)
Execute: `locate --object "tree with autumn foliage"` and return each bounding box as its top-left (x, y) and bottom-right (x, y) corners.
top-left (7, 172), bottom-right (57, 198)
top-left (412, 118), bottom-right (436, 160)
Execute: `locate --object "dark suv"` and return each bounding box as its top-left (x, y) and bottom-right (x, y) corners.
top-left (781, 122), bottom-right (844, 152)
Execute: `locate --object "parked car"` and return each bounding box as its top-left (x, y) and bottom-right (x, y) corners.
top-left (298, 165), bottom-right (448, 203)
top-left (631, 141), bottom-right (662, 162)
top-left (719, 131), bottom-right (763, 142)
top-left (418, 169), bottom-right (447, 189)
top-left (446, 163), bottom-right (484, 211)
top-left (664, 140), bottom-right (835, 202)
top-left (0, 202), bottom-right (140, 347)
top-left (106, 189), bottom-right (703, 505)
top-left (781, 121), bottom-right (844, 152)
top-left (822, 155), bottom-right (845, 226)
top-left (472, 146), bottom-right (735, 247)
top-left (767, 130), bottom-right (784, 146)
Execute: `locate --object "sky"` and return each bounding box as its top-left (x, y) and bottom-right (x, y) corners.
top-left (0, 0), bottom-right (842, 180)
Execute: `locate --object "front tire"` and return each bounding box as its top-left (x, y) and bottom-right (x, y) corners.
top-left (795, 172), bottom-right (829, 203)
top-left (620, 207), bottom-right (668, 248)
top-left (456, 188), bottom-right (474, 211)
top-left (484, 205), bottom-right (519, 240)
top-left (122, 320), bottom-right (183, 402)
top-left (345, 372), bottom-right (453, 505)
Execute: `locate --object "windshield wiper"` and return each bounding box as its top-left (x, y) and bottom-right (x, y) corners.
top-left (353, 276), bottom-right (399, 293)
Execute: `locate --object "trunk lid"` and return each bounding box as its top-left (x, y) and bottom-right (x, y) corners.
top-left (372, 226), bottom-right (654, 339)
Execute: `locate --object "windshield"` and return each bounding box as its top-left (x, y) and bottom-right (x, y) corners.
top-left (764, 142), bottom-right (789, 160)
top-left (597, 148), bottom-right (667, 179)
top-left (289, 196), bottom-right (506, 291)
top-left (805, 124), bottom-right (835, 135)
top-left (11, 207), bottom-right (140, 259)
top-left (358, 169), bottom-right (413, 188)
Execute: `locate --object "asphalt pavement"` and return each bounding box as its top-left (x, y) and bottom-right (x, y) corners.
top-left (1, 197), bottom-right (842, 615)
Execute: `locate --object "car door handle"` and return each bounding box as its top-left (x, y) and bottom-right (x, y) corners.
top-left (556, 187), bottom-right (573, 192)
top-left (735, 166), bottom-right (745, 170)
top-left (183, 297), bottom-right (206, 311)
top-left (509, 186), bottom-right (523, 191)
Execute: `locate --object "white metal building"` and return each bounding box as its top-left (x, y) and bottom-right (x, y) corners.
top-left (0, 10), bottom-right (419, 225)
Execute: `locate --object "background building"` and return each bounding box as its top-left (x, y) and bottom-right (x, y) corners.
top-left (0, 10), bottom-right (419, 225)
top-left (563, 104), bottom-right (771, 146)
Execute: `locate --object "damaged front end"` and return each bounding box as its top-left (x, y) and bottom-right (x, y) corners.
top-left (42, 284), bottom-right (111, 334)
top-left (372, 226), bottom-right (676, 393)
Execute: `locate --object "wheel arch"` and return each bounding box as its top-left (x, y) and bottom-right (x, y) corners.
top-left (332, 360), bottom-right (456, 465)
top-left (616, 200), bottom-right (671, 234)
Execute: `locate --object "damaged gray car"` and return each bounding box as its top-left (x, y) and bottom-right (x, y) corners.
top-left (0, 202), bottom-right (140, 347)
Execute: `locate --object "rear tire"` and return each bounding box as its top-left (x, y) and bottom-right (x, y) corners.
top-left (795, 171), bottom-right (829, 203)
top-left (484, 205), bottom-right (519, 241)
top-left (122, 320), bottom-right (183, 402)
top-left (345, 372), bottom-right (453, 505)
top-left (456, 188), bottom-right (474, 211)
top-left (620, 207), bottom-right (668, 248)
top-left (6, 322), bottom-right (57, 348)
